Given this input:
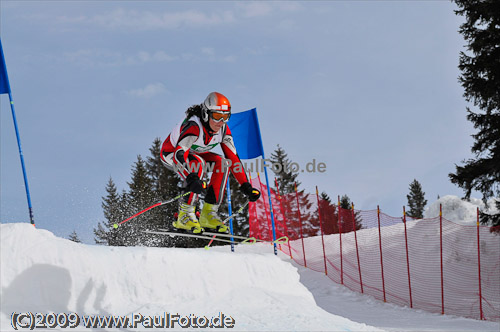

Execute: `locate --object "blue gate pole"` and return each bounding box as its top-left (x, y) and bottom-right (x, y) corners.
top-left (253, 110), bottom-right (278, 255)
top-left (8, 94), bottom-right (34, 225)
top-left (1, 41), bottom-right (35, 225)
top-left (262, 160), bottom-right (277, 255)
top-left (226, 180), bottom-right (235, 252)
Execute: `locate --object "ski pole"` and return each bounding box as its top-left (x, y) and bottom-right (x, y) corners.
top-left (205, 201), bottom-right (249, 249)
top-left (113, 192), bottom-right (191, 229)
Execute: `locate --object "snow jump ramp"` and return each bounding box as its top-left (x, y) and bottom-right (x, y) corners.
top-left (1, 223), bottom-right (378, 331)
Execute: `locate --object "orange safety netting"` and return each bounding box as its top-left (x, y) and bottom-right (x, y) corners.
top-left (248, 178), bottom-right (500, 322)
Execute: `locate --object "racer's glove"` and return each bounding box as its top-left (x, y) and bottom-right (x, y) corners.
top-left (240, 182), bottom-right (261, 202)
top-left (186, 173), bottom-right (206, 194)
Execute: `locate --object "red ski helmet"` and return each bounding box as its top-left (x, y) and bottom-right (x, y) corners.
top-left (201, 92), bottom-right (231, 122)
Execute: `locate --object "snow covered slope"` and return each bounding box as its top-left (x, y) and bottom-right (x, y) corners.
top-left (281, 196), bottom-right (500, 321)
top-left (0, 223), bottom-right (379, 331)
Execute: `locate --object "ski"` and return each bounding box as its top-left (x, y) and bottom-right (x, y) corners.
top-left (192, 231), bottom-right (252, 241)
top-left (158, 229), bottom-right (288, 245)
top-left (143, 230), bottom-right (245, 244)
top-left (157, 228), bottom-right (250, 241)
top-left (205, 232), bottom-right (289, 245)
top-left (146, 229), bottom-right (288, 245)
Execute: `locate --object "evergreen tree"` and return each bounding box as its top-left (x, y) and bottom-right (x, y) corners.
top-left (270, 144), bottom-right (300, 195)
top-left (68, 230), bottom-right (81, 243)
top-left (338, 194), bottom-right (363, 232)
top-left (450, 0), bottom-right (500, 230)
top-left (93, 223), bottom-right (107, 245)
top-left (267, 145), bottom-right (316, 237)
top-left (297, 190), bottom-right (317, 237)
top-left (117, 190), bottom-right (137, 246)
top-left (94, 177), bottom-right (129, 246)
top-left (406, 179), bottom-right (427, 219)
top-left (320, 192), bottom-right (332, 204)
top-left (127, 155), bottom-right (157, 246)
top-left (318, 192), bottom-right (339, 235)
top-left (339, 195), bottom-right (350, 209)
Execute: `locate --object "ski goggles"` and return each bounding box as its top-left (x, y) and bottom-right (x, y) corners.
top-left (210, 111), bottom-right (231, 123)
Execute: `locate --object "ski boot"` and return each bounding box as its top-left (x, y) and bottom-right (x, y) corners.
top-left (172, 203), bottom-right (204, 234)
top-left (199, 202), bottom-right (228, 233)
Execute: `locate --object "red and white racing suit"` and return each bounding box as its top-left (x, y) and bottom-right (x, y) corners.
top-left (161, 116), bottom-right (248, 205)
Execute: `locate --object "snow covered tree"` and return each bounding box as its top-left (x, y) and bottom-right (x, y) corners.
top-left (406, 179), bottom-right (427, 219)
top-left (68, 230), bottom-right (81, 243)
top-left (450, 0), bottom-right (500, 231)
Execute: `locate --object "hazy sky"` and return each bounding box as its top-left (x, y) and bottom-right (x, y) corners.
top-left (1, 1), bottom-right (477, 243)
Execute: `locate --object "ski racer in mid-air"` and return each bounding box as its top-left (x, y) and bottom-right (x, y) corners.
top-left (160, 92), bottom-right (261, 234)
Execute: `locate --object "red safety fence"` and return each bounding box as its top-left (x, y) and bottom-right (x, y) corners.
top-left (248, 177), bottom-right (500, 322)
